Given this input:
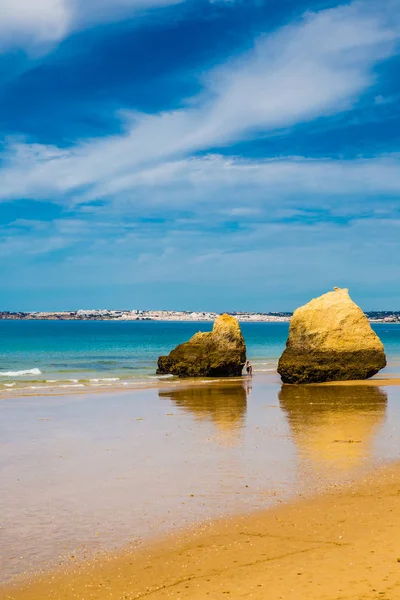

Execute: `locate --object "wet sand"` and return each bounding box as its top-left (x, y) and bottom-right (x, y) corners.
top-left (319, 376), bottom-right (400, 386)
top-left (2, 461), bottom-right (400, 600)
top-left (1, 376), bottom-right (400, 596)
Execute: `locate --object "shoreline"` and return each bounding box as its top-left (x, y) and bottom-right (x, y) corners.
top-left (0, 374), bottom-right (253, 401)
top-left (2, 370), bottom-right (400, 401)
top-left (2, 318), bottom-right (400, 401)
top-left (3, 460), bottom-right (400, 599)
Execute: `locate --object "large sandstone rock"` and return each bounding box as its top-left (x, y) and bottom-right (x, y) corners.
top-left (157, 314), bottom-right (246, 377)
top-left (278, 287), bottom-right (386, 384)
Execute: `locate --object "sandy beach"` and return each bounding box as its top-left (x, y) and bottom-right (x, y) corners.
top-left (2, 458), bottom-right (400, 600)
top-left (1, 373), bottom-right (400, 599)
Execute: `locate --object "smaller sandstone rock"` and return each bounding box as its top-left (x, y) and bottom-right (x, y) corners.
top-left (157, 314), bottom-right (246, 377)
top-left (278, 287), bottom-right (386, 384)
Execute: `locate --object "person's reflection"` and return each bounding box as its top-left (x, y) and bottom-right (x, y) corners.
top-left (159, 382), bottom-right (247, 446)
top-left (279, 384), bottom-right (387, 476)
top-left (245, 378), bottom-right (253, 397)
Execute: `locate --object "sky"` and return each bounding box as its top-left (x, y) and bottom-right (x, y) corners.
top-left (1, 0), bottom-right (400, 312)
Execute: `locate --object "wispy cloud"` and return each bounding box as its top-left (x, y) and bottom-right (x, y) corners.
top-left (4, 206), bottom-right (400, 312)
top-left (0, 0), bottom-right (71, 52)
top-left (0, 0), bottom-right (184, 54)
top-left (1, 149), bottom-right (400, 214)
top-left (0, 0), bottom-right (398, 204)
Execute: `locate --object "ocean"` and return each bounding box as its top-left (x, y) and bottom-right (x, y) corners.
top-left (1, 320), bottom-right (400, 395)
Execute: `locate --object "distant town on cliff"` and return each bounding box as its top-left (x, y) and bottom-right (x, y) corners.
top-left (1, 310), bottom-right (400, 323)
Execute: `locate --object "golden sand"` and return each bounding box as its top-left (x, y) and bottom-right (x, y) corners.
top-left (319, 376), bottom-right (400, 386)
top-left (3, 462), bottom-right (400, 600)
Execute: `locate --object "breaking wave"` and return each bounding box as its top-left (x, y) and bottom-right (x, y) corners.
top-left (89, 377), bottom-right (120, 382)
top-left (0, 368), bottom-right (42, 377)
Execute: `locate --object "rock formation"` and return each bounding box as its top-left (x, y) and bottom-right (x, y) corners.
top-left (157, 314), bottom-right (246, 377)
top-left (278, 287), bottom-right (386, 384)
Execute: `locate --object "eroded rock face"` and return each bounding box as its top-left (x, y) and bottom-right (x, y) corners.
top-left (157, 314), bottom-right (246, 377)
top-left (278, 287), bottom-right (386, 384)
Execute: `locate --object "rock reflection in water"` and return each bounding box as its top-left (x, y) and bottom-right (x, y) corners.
top-left (279, 384), bottom-right (387, 476)
top-left (159, 382), bottom-right (248, 446)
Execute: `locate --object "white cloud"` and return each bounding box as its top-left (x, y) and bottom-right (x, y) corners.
top-left (2, 148), bottom-right (400, 214)
top-left (72, 154), bottom-right (400, 215)
top-left (204, 2), bottom-right (398, 136)
top-left (0, 0), bottom-right (399, 205)
top-left (0, 0), bottom-right (71, 51)
top-left (0, 0), bottom-right (183, 53)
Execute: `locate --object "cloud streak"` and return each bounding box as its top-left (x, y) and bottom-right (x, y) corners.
top-left (0, 0), bottom-right (71, 51)
top-left (0, 0), bottom-right (184, 53)
top-left (0, 0), bottom-right (398, 206)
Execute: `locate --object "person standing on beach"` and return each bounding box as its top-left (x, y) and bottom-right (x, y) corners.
top-left (245, 360), bottom-right (253, 376)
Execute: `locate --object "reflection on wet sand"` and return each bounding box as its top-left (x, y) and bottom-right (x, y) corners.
top-left (279, 384), bottom-right (387, 476)
top-left (159, 382), bottom-right (248, 446)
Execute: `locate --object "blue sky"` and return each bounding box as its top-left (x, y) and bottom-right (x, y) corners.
top-left (1, 0), bottom-right (400, 312)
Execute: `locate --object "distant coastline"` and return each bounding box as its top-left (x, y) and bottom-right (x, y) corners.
top-left (1, 309), bottom-right (399, 323)
top-left (0, 309), bottom-right (291, 323)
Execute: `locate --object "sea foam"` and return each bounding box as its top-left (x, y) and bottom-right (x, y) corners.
top-left (0, 368), bottom-right (42, 377)
top-left (89, 378), bottom-right (120, 382)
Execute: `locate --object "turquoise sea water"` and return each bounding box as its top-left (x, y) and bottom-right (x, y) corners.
top-left (1, 320), bottom-right (400, 394)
